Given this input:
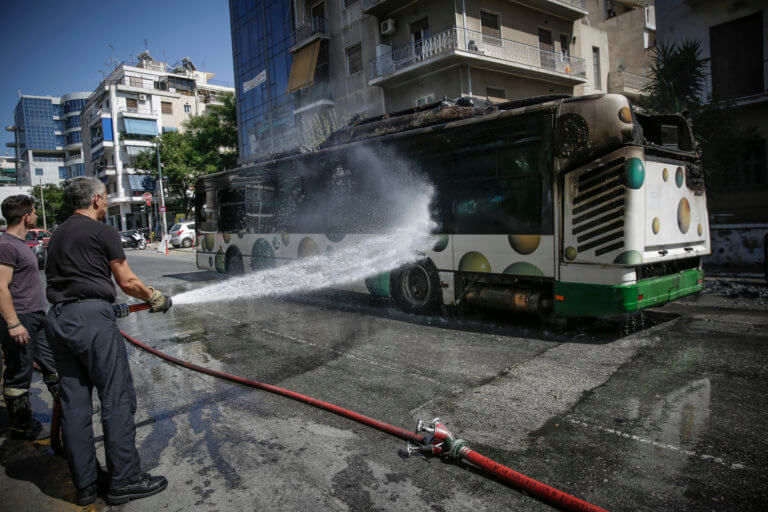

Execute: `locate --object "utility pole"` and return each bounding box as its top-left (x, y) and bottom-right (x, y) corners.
top-left (38, 177), bottom-right (47, 230)
top-left (156, 141), bottom-right (168, 252)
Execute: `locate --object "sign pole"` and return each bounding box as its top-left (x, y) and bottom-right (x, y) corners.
top-left (156, 141), bottom-right (168, 253)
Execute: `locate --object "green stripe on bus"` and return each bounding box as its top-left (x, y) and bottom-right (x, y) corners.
top-left (553, 269), bottom-right (703, 317)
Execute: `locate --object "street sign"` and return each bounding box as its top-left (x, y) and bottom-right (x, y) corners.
top-left (142, 192), bottom-right (153, 203)
top-left (160, 206), bottom-right (166, 212)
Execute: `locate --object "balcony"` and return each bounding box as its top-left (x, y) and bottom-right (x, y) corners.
top-left (364, 0), bottom-right (587, 20)
top-left (293, 82), bottom-right (334, 114)
top-left (607, 70), bottom-right (650, 99)
top-left (369, 26), bottom-right (587, 87)
top-left (290, 18), bottom-right (329, 53)
top-left (119, 107), bottom-right (159, 119)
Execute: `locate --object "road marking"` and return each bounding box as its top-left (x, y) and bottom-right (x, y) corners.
top-left (199, 308), bottom-right (449, 387)
top-left (567, 417), bottom-right (747, 470)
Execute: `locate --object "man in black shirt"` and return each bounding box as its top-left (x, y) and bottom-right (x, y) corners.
top-left (46, 177), bottom-right (171, 506)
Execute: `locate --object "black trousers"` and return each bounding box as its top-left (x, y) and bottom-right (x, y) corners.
top-left (0, 311), bottom-right (58, 396)
top-left (46, 300), bottom-right (142, 490)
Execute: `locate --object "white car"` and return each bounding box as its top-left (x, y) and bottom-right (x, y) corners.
top-left (169, 222), bottom-right (196, 248)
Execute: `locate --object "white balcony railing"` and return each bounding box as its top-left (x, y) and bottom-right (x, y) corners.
top-left (119, 107), bottom-right (159, 116)
top-left (370, 26), bottom-right (586, 81)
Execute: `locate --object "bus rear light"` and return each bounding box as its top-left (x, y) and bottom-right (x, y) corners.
top-left (697, 279), bottom-right (703, 284)
top-left (638, 294), bottom-right (644, 301)
top-left (555, 295), bottom-right (565, 301)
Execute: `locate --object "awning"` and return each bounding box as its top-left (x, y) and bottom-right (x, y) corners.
top-left (123, 118), bottom-right (158, 136)
top-left (102, 118), bottom-right (114, 141)
top-left (128, 174), bottom-right (156, 191)
top-left (286, 40), bottom-right (321, 94)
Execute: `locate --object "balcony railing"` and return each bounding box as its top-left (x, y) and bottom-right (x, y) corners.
top-left (608, 70), bottom-right (650, 94)
top-left (364, 0), bottom-right (586, 14)
top-left (370, 26), bottom-right (586, 82)
top-left (292, 18), bottom-right (328, 49)
top-left (294, 82), bottom-right (334, 110)
top-left (119, 107), bottom-right (159, 116)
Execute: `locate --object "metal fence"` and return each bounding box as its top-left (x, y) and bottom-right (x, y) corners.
top-left (292, 18), bottom-right (328, 46)
top-left (370, 26), bottom-right (586, 81)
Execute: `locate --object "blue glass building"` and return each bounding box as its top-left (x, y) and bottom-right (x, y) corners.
top-left (10, 92), bottom-right (90, 185)
top-left (229, 0), bottom-right (295, 163)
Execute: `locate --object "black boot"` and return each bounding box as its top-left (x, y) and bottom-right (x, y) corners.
top-left (44, 373), bottom-right (61, 402)
top-left (5, 393), bottom-right (46, 441)
top-left (106, 473), bottom-right (168, 505)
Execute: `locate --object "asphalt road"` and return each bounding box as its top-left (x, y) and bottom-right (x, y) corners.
top-left (1, 248), bottom-right (766, 511)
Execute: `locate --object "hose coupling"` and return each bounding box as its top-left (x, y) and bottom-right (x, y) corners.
top-left (113, 303), bottom-right (130, 319)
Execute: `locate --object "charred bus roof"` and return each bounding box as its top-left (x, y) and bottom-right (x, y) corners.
top-left (200, 94), bottom-right (697, 183)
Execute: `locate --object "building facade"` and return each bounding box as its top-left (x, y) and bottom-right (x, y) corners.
top-left (80, 51), bottom-right (234, 230)
top-left (230, 1), bottom-right (655, 164)
top-left (6, 92), bottom-right (89, 186)
top-left (657, 1), bottom-right (767, 272)
top-left (0, 156), bottom-right (17, 186)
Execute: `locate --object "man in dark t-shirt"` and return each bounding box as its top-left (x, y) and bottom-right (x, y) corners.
top-left (0, 195), bottom-right (59, 440)
top-left (46, 177), bottom-right (171, 506)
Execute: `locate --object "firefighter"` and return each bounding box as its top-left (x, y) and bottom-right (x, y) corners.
top-left (45, 177), bottom-right (171, 505)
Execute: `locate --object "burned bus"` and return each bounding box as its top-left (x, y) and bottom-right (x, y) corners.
top-left (194, 94), bottom-right (710, 318)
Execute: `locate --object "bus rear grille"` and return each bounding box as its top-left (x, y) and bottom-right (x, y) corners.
top-left (571, 159), bottom-right (626, 256)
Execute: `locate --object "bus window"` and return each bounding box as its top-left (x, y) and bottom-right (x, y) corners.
top-left (218, 187), bottom-right (246, 233)
top-left (453, 177), bottom-right (542, 234)
top-left (196, 188), bottom-right (218, 233)
top-left (245, 182), bottom-right (276, 233)
top-left (499, 141), bottom-right (541, 177)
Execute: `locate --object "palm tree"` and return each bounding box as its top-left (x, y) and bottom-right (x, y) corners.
top-left (641, 39), bottom-right (710, 114)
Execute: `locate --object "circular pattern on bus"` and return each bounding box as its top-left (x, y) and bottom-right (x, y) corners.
top-left (614, 250), bottom-right (642, 265)
top-left (208, 256), bottom-right (213, 267)
top-left (326, 233), bottom-right (345, 243)
top-left (215, 248), bottom-right (226, 273)
top-left (459, 252), bottom-right (491, 273)
top-left (508, 234), bottom-right (540, 255)
top-left (282, 233), bottom-right (290, 247)
top-left (697, 224), bottom-right (703, 237)
top-left (251, 238), bottom-right (275, 270)
top-left (677, 198), bottom-right (691, 234)
top-left (365, 272), bottom-right (390, 297)
top-left (675, 167), bottom-right (684, 188)
top-left (298, 237), bottom-right (320, 258)
top-left (662, 168), bottom-right (669, 182)
top-left (618, 106), bottom-right (632, 124)
top-left (503, 262), bottom-right (544, 277)
top-left (204, 234), bottom-right (214, 252)
top-left (272, 236), bottom-right (281, 250)
top-left (555, 113), bottom-right (589, 158)
top-left (652, 217), bottom-right (660, 234)
top-left (625, 158), bottom-right (645, 189)
top-left (223, 233), bottom-right (231, 243)
top-left (565, 246), bottom-right (577, 260)
top-left (237, 231), bottom-right (245, 239)
top-left (432, 234), bottom-right (449, 252)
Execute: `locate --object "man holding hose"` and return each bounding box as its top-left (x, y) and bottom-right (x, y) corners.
top-left (45, 176), bottom-right (171, 505)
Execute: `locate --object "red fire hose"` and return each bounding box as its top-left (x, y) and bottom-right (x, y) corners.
top-left (116, 326), bottom-right (609, 512)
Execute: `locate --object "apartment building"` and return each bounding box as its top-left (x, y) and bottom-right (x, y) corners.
top-left (657, 1), bottom-right (767, 271)
top-left (80, 51), bottom-right (234, 230)
top-left (0, 156), bottom-right (17, 186)
top-left (232, 0), bottom-right (659, 163)
top-left (5, 92), bottom-right (90, 186)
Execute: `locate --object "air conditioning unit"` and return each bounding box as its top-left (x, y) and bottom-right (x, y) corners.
top-left (138, 94), bottom-right (148, 101)
top-left (380, 18), bottom-right (395, 36)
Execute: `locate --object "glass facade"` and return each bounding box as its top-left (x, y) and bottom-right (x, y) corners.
top-left (66, 131), bottom-right (82, 145)
top-left (15, 98), bottom-right (57, 150)
top-left (70, 163), bottom-right (85, 177)
top-left (64, 115), bottom-right (81, 129)
top-left (59, 166), bottom-right (69, 180)
top-left (229, 0), bottom-right (295, 162)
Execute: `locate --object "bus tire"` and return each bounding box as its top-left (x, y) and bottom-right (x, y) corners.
top-left (225, 247), bottom-right (244, 275)
top-left (390, 259), bottom-right (441, 314)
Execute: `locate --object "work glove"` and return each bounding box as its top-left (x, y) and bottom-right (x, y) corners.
top-left (147, 287), bottom-right (172, 313)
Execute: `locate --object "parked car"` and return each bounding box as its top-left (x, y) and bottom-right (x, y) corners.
top-left (28, 228), bottom-right (52, 248)
top-left (169, 222), bottom-right (196, 248)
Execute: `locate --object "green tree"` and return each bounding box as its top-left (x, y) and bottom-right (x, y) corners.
top-left (641, 39), bottom-right (760, 190)
top-left (132, 92), bottom-right (237, 217)
top-left (32, 184), bottom-right (74, 227)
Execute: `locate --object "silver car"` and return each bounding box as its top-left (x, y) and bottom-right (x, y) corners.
top-left (169, 222), bottom-right (196, 248)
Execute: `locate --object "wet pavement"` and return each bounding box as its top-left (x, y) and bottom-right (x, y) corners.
top-left (1, 249), bottom-right (766, 511)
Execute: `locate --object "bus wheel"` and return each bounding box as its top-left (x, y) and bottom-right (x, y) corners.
top-left (225, 248), bottom-right (244, 275)
top-left (391, 260), bottom-right (441, 314)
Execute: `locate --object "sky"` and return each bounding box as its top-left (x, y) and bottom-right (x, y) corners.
top-left (0, 0), bottom-right (234, 152)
